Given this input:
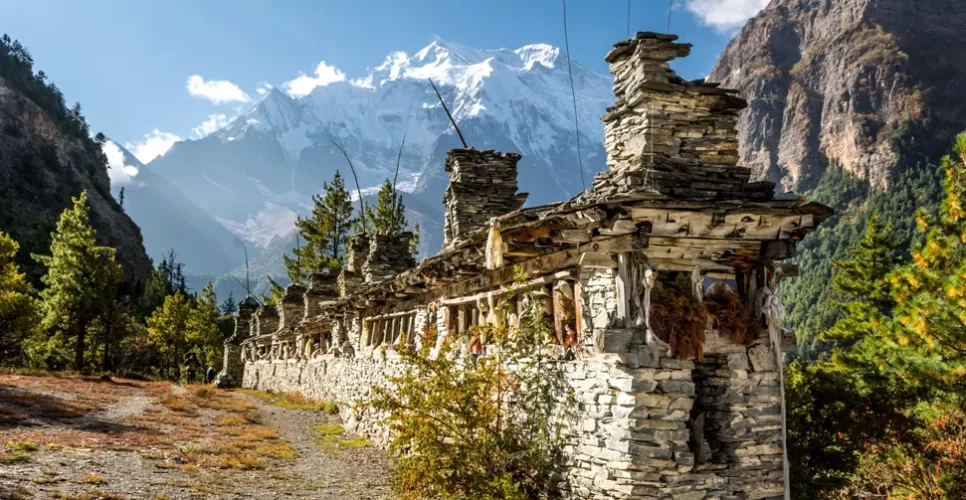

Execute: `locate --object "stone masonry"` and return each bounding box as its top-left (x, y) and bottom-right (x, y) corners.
top-left (592, 32), bottom-right (774, 202)
top-left (231, 32), bottom-right (833, 500)
top-left (442, 148), bottom-right (529, 248)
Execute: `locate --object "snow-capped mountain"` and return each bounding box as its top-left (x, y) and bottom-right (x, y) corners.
top-left (104, 141), bottom-right (244, 274)
top-left (140, 38), bottom-right (613, 288)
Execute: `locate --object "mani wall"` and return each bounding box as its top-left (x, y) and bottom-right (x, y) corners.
top-left (221, 32), bottom-right (831, 500)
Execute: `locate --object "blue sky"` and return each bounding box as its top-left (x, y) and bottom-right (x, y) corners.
top-left (0, 0), bottom-right (767, 162)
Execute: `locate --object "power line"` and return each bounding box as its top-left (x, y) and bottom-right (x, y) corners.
top-left (667, 0), bottom-right (674, 34)
top-left (627, 0), bottom-right (631, 39)
top-left (561, 0), bottom-right (586, 193)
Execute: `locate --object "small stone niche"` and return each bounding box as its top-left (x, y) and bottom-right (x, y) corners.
top-left (442, 149), bottom-right (528, 249)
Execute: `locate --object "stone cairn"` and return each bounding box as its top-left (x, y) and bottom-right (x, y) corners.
top-left (442, 149), bottom-right (528, 249)
top-left (214, 297), bottom-right (258, 388)
top-left (591, 32), bottom-right (775, 202)
top-left (363, 232), bottom-right (416, 284)
top-left (338, 235), bottom-right (370, 298)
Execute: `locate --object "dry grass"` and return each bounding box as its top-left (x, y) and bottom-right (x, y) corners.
top-left (74, 472), bottom-right (107, 485)
top-left (243, 389), bottom-right (338, 414)
top-left (1, 373), bottom-right (299, 475)
top-left (310, 424), bottom-right (370, 453)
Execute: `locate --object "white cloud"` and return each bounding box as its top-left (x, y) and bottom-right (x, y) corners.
top-left (685, 0), bottom-right (769, 31)
top-left (193, 113), bottom-right (231, 138)
top-left (102, 140), bottom-right (140, 187)
top-left (125, 129), bottom-right (181, 164)
top-left (255, 82), bottom-right (273, 95)
top-left (283, 61), bottom-right (346, 98)
top-left (186, 75), bottom-right (250, 104)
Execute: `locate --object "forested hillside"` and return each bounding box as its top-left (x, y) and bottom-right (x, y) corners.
top-left (0, 35), bottom-right (151, 288)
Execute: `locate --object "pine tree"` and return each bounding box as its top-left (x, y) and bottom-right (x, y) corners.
top-left (146, 291), bottom-right (191, 380)
top-left (135, 250), bottom-right (187, 320)
top-left (118, 187), bottom-right (125, 210)
top-left (186, 282), bottom-right (223, 369)
top-left (821, 213), bottom-right (900, 346)
top-left (0, 230), bottom-right (40, 362)
top-left (282, 170), bottom-right (356, 283)
top-left (220, 292), bottom-right (237, 316)
top-left (31, 191), bottom-right (122, 370)
top-left (891, 131), bottom-right (966, 363)
top-left (367, 179), bottom-right (406, 235)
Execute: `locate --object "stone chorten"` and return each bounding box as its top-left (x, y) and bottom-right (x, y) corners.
top-left (442, 149), bottom-right (528, 249)
top-left (277, 284), bottom-right (307, 331)
top-left (363, 232), bottom-right (416, 284)
top-left (592, 32), bottom-right (775, 201)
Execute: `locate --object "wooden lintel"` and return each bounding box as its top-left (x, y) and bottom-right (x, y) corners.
top-left (438, 270), bottom-right (575, 307)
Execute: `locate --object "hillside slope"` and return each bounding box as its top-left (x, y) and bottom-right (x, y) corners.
top-left (0, 76), bottom-right (151, 286)
top-left (709, 0), bottom-right (966, 190)
top-left (708, 0), bottom-right (965, 337)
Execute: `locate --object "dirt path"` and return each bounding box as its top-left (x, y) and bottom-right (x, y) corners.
top-left (0, 373), bottom-right (391, 500)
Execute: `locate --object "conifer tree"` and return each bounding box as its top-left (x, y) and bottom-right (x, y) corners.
top-left (32, 191), bottom-right (122, 370)
top-left (146, 291), bottom-right (191, 380)
top-left (821, 213), bottom-right (900, 346)
top-left (186, 282), bottom-right (223, 369)
top-left (0, 230), bottom-right (40, 362)
top-left (891, 131), bottom-right (966, 363)
top-left (282, 170), bottom-right (356, 284)
top-left (368, 179), bottom-right (406, 235)
top-left (220, 292), bottom-right (237, 316)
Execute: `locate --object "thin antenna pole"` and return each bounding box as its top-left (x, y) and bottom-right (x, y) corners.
top-left (667, 0), bottom-right (674, 34)
top-left (390, 133), bottom-right (407, 233)
top-left (295, 232), bottom-right (302, 283)
top-left (627, 0), bottom-right (631, 39)
top-left (244, 245), bottom-right (250, 298)
top-left (562, 0), bottom-right (587, 192)
top-left (329, 134), bottom-right (370, 235)
top-left (429, 79), bottom-right (468, 148)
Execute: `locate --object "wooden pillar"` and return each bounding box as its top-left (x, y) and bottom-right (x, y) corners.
top-left (616, 253), bottom-right (631, 328)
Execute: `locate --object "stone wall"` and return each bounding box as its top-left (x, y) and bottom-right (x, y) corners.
top-left (591, 32), bottom-right (774, 202)
top-left (363, 232), bottom-right (415, 284)
top-left (241, 342), bottom-right (784, 500)
top-left (277, 284), bottom-right (306, 330)
top-left (442, 149), bottom-right (528, 248)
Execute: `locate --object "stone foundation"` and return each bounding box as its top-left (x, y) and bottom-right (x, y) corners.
top-left (242, 342), bottom-right (784, 500)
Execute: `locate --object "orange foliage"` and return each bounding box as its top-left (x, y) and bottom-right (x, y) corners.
top-left (704, 287), bottom-right (761, 345)
top-left (650, 286), bottom-right (708, 361)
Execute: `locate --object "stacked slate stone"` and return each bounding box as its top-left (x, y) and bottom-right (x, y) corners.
top-left (690, 351), bottom-right (785, 498)
top-left (338, 236), bottom-right (370, 298)
top-left (363, 232), bottom-right (416, 284)
top-left (254, 305), bottom-right (279, 338)
top-left (591, 32), bottom-right (775, 202)
top-left (304, 270), bottom-right (338, 320)
top-left (442, 149), bottom-right (528, 249)
top-left (215, 297), bottom-right (259, 388)
top-left (277, 284), bottom-right (306, 331)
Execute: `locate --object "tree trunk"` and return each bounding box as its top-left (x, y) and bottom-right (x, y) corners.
top-left (74, 321), bottom-right (87, 371)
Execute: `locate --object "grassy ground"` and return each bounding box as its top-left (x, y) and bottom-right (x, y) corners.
top-left (0, 371), bottom-right (390, 499)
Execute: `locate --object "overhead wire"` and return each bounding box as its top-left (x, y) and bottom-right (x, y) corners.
top-left (561, 0), bottom-right (586, 193)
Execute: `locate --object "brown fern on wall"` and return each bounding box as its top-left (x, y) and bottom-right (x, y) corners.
top-left (704, 287), bottom-right (761, 346)
top-left (650, 286), bottom-right (709, 361)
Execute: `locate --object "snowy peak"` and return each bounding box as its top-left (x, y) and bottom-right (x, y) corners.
top-left (514, 44), bottom-right (560, 70)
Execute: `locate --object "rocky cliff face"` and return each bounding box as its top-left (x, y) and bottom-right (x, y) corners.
top-left (0, 77), bottom-right (152, 286)
top-left (709, 0), bottom-right (966, 191)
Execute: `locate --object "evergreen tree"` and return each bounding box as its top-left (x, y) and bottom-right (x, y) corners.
top-left (31, 191), bottom-right (122, 370)
top-left (282, 170), bottom-right (356, 283)
top-left (891, 131), bottom-right (966, 367)
top-left (821, 213), bottom-right (900, 346)
top-left (186, 282), bottom-right (223, 369)
top-left (118, 187), bottom-right (125, 210)
top-left (145, 291), bottom-right (191, 380)
top-left (367, 179), bottom-right (406, 235)
top-left (220, 292), bottom-right (237, 316)
top-left (0, 230), bottom-right (40, 362)
top-left (135, 250), bottom-right (187, 320)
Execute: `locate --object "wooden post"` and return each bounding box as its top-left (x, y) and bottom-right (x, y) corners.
top-left (616, 253), bottom-right (631, 328)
